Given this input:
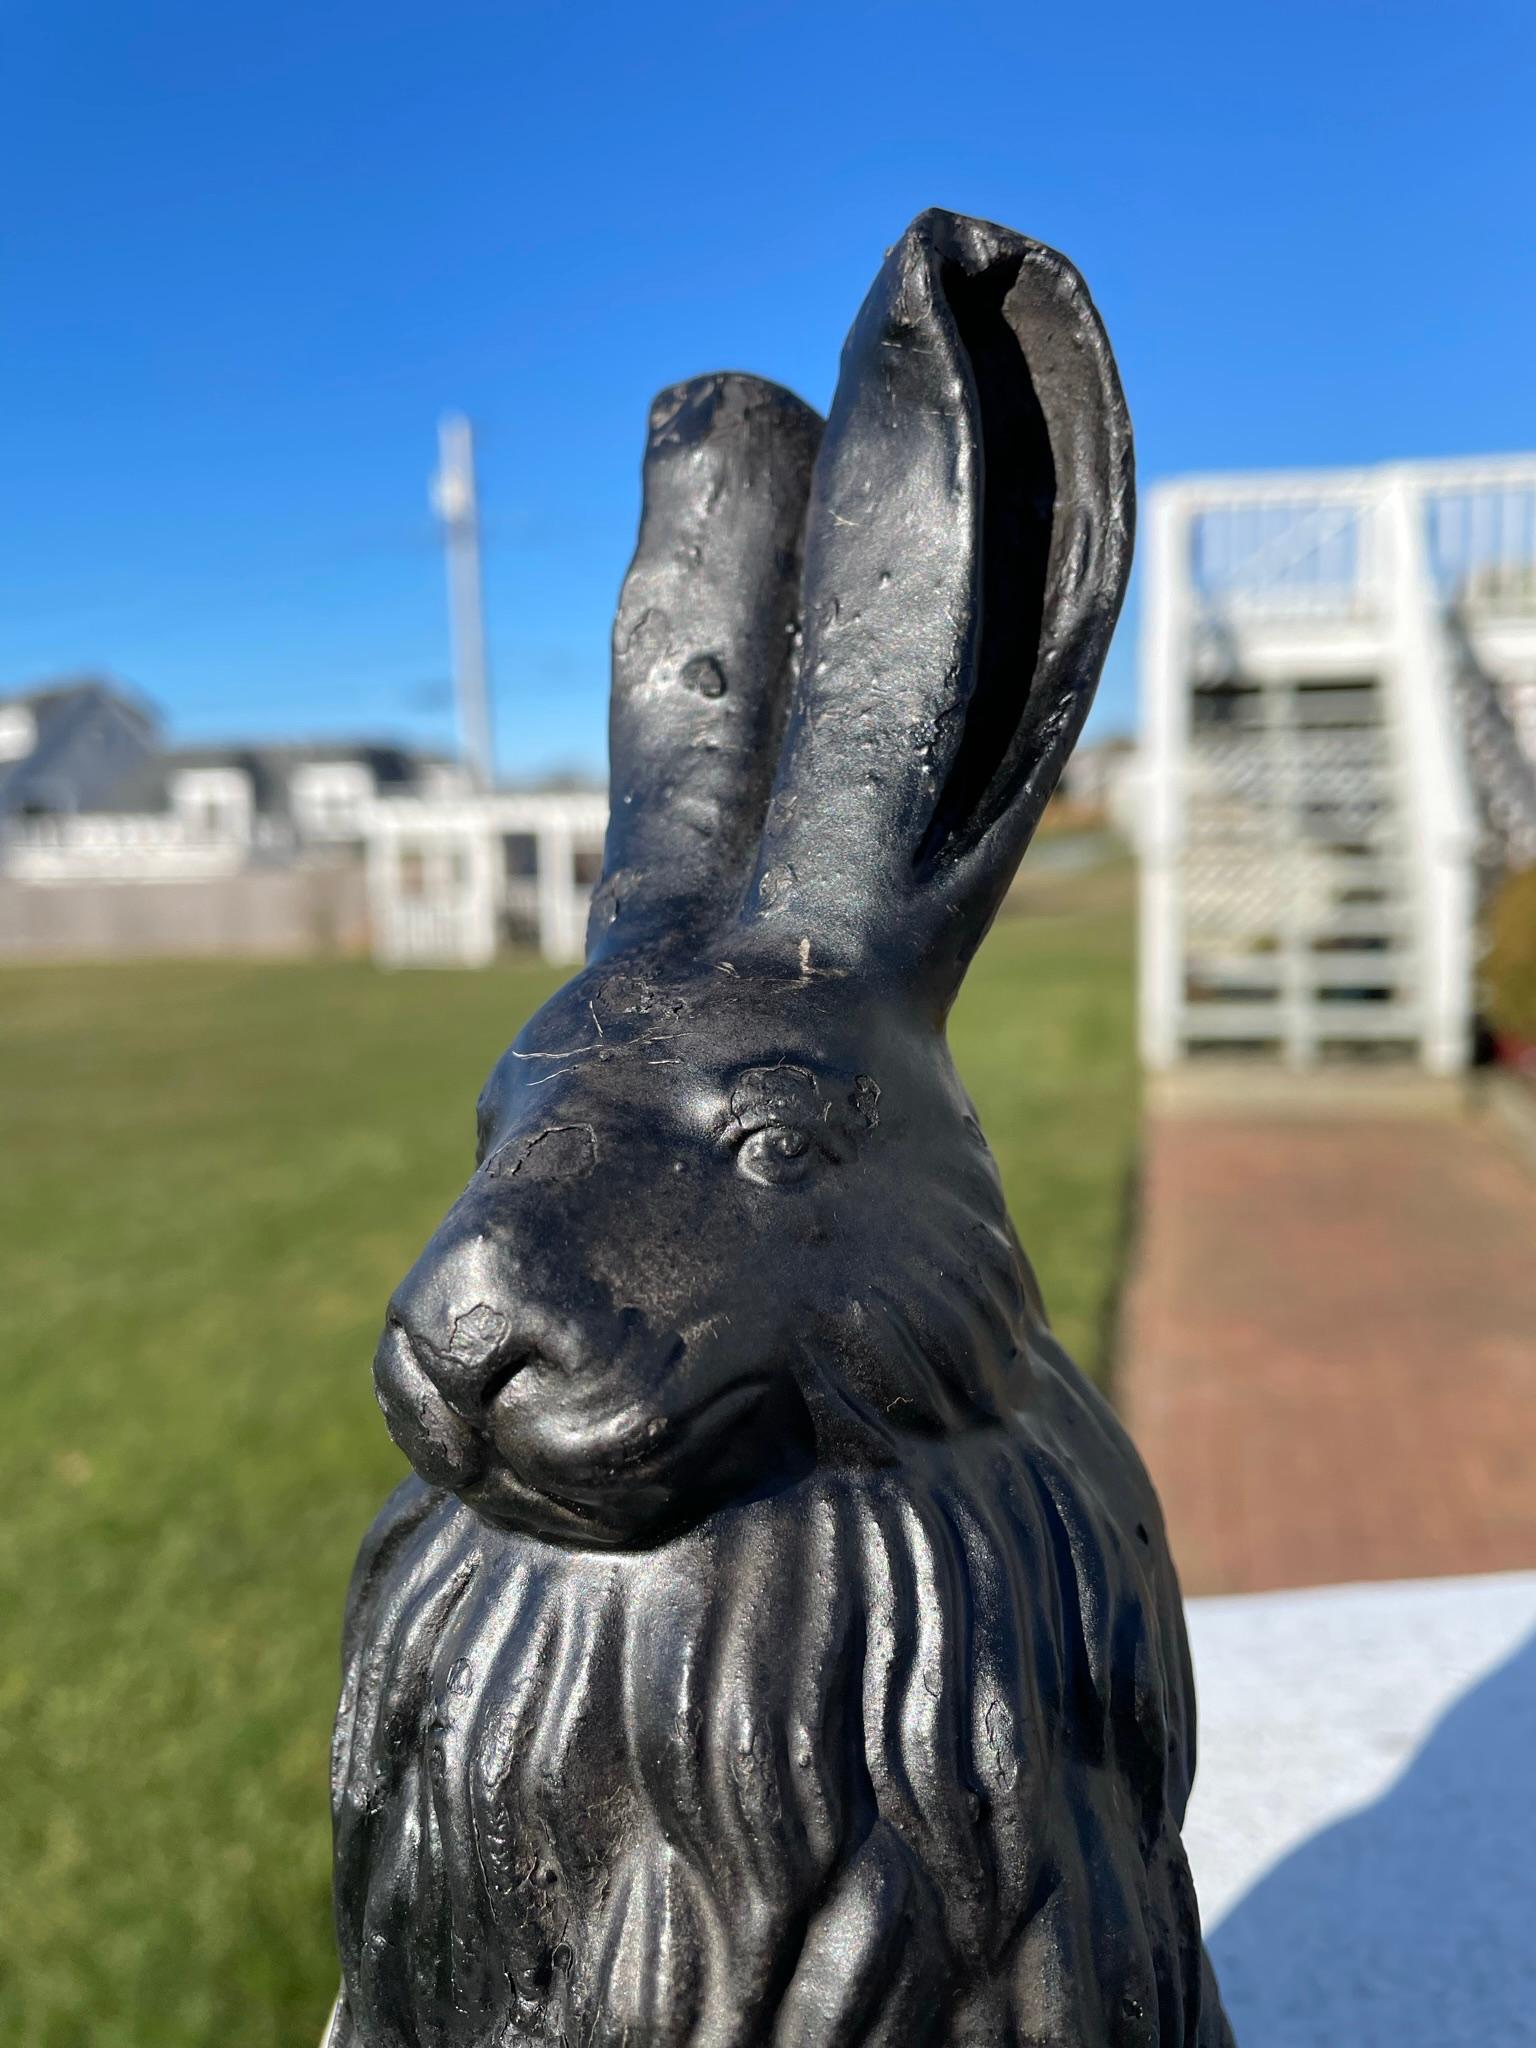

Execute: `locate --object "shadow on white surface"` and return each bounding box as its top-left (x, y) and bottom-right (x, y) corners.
top-left (1209, 1627), bottom-right (1536, 2045)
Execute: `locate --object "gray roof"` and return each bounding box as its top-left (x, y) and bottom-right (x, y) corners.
top-left (155, 739), bottom-right (456, 818)
top-left (0, 677), bottom-right (160, 819)
top-left (0, 675), bottom-right (458, 819)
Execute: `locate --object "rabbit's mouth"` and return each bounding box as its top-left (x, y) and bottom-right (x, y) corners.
top-left (375, 1305), bottom-right (813, 1544)
top-left (479, 1371), bottom-right (781, 1536)
top-left (471, 1364), bottom-right (801, 1545)
top-left (485, 1360), bottom-right (768, 1458)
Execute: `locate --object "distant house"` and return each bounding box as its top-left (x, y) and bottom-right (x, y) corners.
top-left (363, 785), bottom-right (608, 967)
top-left (0, 676), bottom-right (606, 964)
top-left (0, 677), bottom-right (160, 820)
top-left (1058, 733), bottom-right (1137, 815)
top-left (0, 678), bottom-right (470, 873)
top-left (158, 739), bottom-right (471, 846)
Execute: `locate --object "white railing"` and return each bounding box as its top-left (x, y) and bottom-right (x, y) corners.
top-left (1424, 465), bottom-right (1536, 610)
top-left (1, 811), bottom-right (252, 882)
top-left (1189, 485), bottom-right (1377, 617)
top-left (1175, 455), bottom-right (1536, 624)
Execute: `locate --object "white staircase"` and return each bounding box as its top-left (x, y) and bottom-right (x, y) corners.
top-left (1138, 457), bottom-right (1536, 1072)
top-left (1178, 673), bottom-right (1421, 1061)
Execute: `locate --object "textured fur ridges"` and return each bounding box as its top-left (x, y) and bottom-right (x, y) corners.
top-left (333, 1377), bottom-right (1225, 2046)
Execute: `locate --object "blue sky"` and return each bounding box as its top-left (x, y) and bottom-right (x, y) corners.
top-left (3, 0), bottom-right (1532, 776)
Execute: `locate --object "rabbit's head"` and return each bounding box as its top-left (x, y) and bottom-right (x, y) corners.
top-left (373, 209), bottom-right (1133, 1547)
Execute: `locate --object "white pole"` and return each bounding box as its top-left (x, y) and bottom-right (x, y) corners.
top-left (535, 817), bottom-right (577, 962)
top-left (1380, 470), bottom-right (1477, 1074)
top-left (431, 414), bottom-right (495, 792)
top-left (1139, 485), bottom-right (1193, 1069)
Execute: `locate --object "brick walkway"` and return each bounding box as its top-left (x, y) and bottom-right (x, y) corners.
top-left (1119, 1105), bottom-right (1536, 1596)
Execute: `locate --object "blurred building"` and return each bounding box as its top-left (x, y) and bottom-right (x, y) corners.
top-left (1052, 733), bottom-right (1137, 823)
top-left (0, 677), bottom-right (160, 820)
top-left (364, 787), bottom-right (608, 966)
top-left (0, 676), bottom-right (607, 963)
top-left (1134, 455), bottom-right (1536, 1071)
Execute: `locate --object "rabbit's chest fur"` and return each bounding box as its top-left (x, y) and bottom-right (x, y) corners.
top-left (331, 1378), bottom-right (1225, 2048)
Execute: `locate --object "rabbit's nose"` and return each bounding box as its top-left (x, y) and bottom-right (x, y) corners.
top-left (386, 1291), bottom-right (536, 1417)
top-left (371, 1309), bottom-right (487, 1492)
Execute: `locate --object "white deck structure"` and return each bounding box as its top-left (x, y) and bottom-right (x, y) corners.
top-left (364, 790), bottom-right (608, 967)
top-left (1139, 456), bottom-right (1536, 1071)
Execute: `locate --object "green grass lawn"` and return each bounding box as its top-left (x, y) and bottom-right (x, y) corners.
top-left (0, 885), bottom-right (1135, 2047)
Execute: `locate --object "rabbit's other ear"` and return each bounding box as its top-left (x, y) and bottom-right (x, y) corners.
top-left (746, 210), bottom-right (1133, 1007)
top-left (588, 374), bottom-right (823, 960)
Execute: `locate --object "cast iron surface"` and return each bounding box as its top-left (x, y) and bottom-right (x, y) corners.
top-left (328, 208), bottom-right (1233, 2047)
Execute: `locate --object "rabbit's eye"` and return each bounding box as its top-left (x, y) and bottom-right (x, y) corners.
top-left (738, 1124), bottom-right (812, 1188)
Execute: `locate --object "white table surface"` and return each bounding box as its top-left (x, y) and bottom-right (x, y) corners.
top-left (1183, 1570), bottom-right (1536, 2045)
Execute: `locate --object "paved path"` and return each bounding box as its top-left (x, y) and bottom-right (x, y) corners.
top-left (1120, 1106), bottom-right (1536, 1595)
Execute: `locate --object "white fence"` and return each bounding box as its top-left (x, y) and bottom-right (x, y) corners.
top-left (1, 811), bottom-right (257, 882)
top-left (364, 791), bottom-right (608, 967)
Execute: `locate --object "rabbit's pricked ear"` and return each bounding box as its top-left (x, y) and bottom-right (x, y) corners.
top-left (746, 211), bottom-right (1133, 1005)
top-left (588, 374), bottom-right (823, 960)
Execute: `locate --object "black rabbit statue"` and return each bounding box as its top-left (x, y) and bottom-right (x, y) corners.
top-left (327, 208), bottom-right (1233, 2047)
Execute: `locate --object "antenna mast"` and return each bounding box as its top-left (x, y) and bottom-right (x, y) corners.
top-left (431, 414), bottom-right (495, 791)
